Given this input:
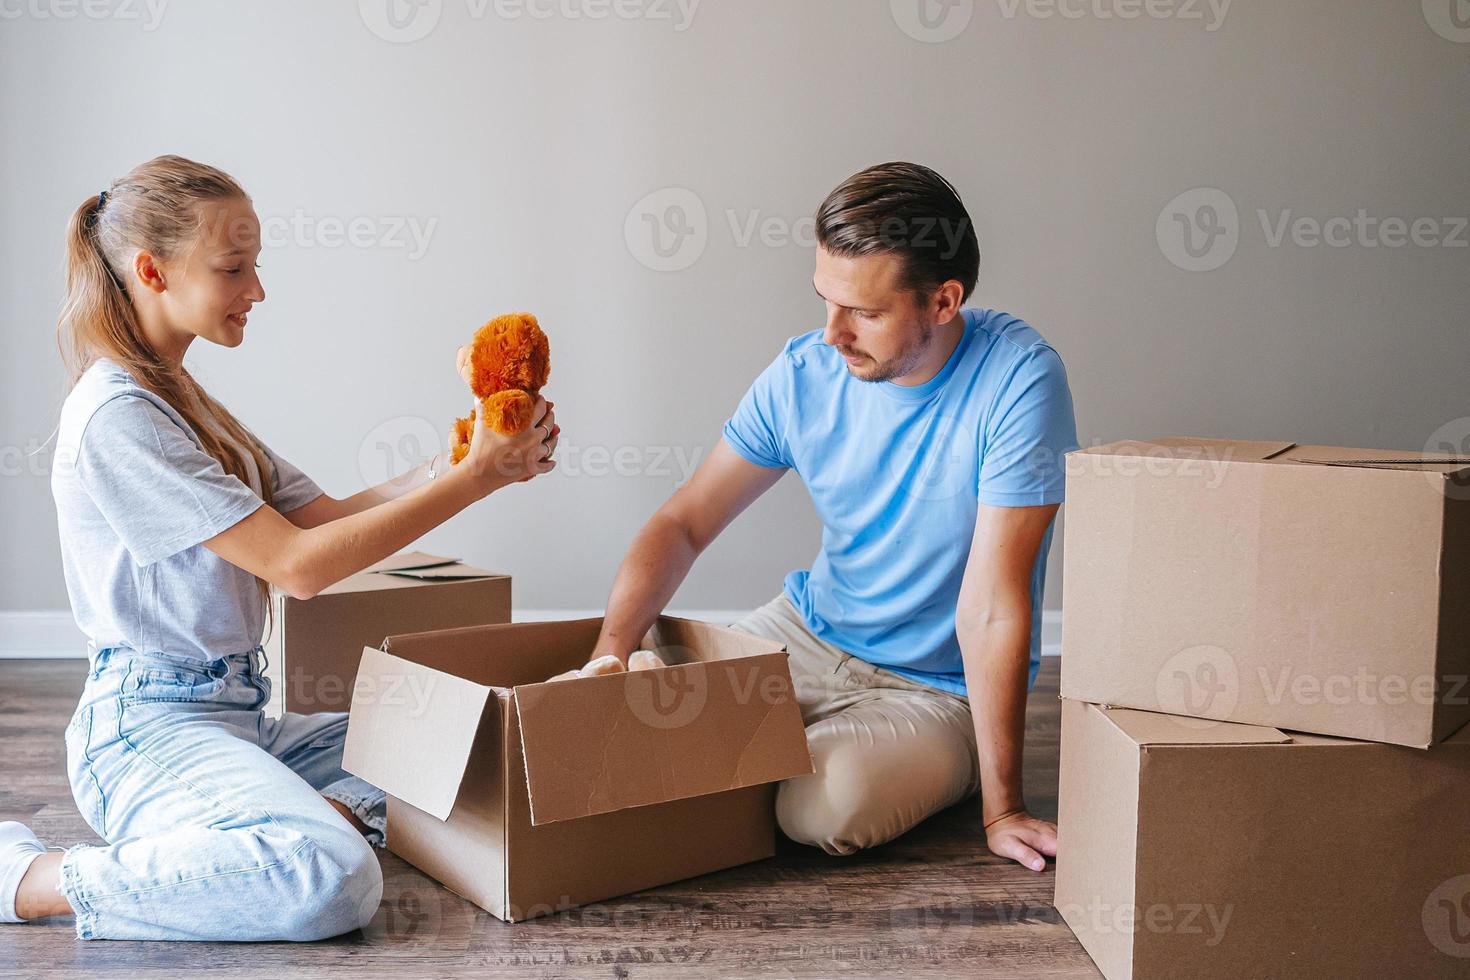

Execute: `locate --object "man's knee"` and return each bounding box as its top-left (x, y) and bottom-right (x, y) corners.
top-left (774, 738), bottom-right (886, 856)
top-left (775, 708), bottom-right (975, 857)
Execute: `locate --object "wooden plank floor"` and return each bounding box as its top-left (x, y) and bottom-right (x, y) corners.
top-left (0, 657), bottom-right (1098, 979)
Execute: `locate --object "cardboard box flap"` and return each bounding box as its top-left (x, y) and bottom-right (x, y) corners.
top-left (1095, 704), bottom-right (1293, 747)
top-left (315, 552), bottom-right (505, 595)
top-left (1078, 437), bottom-right (1297, 462)
top-left (512, 652), bottom-right (813, 825)
top-left (369, 550), bottom-right (499, 581)
top-left (378, 564), bottom-right (499, 582)
top-left (644, 616), bottom-right (790, 663)
top-left (366, 551), bottom-right (463, 573)
top-left (342, 646), bottom-right (494, 821)
top-left (1273, 444), bottom-right (1470, 476)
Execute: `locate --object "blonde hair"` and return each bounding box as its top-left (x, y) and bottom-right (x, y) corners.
top-left (58, 154), bottom-right (277, 631)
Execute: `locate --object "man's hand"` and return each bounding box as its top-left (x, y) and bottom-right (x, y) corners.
top-left (984, 808), bottom-right (1057, 872)
top-left (591, 440), bottom-right (786, 663)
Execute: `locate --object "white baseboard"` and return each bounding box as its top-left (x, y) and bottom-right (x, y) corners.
top-left (0, 609), bottom-right (1062, 659)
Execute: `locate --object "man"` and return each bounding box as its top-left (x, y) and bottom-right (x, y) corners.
top-left (590, 162), bottom-right (1077, 871)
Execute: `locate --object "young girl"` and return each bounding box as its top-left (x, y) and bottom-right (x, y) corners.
top-left (0, 155), bottom-right (559, 941)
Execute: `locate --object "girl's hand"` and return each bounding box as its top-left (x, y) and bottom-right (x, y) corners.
top-left (459, 396), bottom-right (558, 496)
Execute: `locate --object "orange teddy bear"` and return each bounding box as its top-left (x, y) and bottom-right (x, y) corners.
top-left (450, 312), bottom-right (551, 464)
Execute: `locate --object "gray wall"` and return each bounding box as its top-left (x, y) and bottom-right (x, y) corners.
top-left (2, 0), bottom-right (1467, 614)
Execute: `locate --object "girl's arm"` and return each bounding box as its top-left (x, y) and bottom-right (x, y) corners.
top-left (207, 399), bottom-right (557, 598)
top-left (281, 453), bottom-right (452, 529)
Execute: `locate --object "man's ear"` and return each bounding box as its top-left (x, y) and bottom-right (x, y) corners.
top-left (132, 251), bottom-right (167, 294)
top-left (931, 279), bottom-right (965, 323)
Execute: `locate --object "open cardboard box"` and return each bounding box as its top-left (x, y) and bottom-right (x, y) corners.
top-left (1060, 437), bottom-right (1470, 747)
top-left (1054, 698), bottom-right (1470, 979)
top-left (342, 616), bottom-right (814, 922)
top-left (263, 551), bottom-right (510, 716)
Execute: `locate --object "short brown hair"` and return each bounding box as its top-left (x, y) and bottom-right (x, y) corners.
top-left (815, 162), bottom-right (980, 302)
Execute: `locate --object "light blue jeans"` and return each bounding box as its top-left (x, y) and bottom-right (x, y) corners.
top-left (59, 646), bottom-right (386, 941)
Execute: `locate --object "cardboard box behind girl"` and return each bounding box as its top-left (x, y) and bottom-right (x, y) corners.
top-left (263, 551), bottom-right (510, 716)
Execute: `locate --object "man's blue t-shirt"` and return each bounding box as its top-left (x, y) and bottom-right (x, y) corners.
top-left (722, 308), bottom-right (1077, 696)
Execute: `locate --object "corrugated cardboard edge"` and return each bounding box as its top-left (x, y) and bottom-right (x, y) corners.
top-left (1075, 437), bottom-right (1470, 477)
top-left (369, 551), bottom-right (462, 573)
top-left (1433, 496), bottom-right (1470, 744)
top-left (1055, 699), bottom-right (1143, 980)
top-left (316, 552), bottom-right (509, 596)
top-left (1093, 704), bottom-right (1293, 747)
top-left (1071, 437), bottom-right (1297, 463)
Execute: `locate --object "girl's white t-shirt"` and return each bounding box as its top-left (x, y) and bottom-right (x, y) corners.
top-left (51, 358), bottom-right (323, 662)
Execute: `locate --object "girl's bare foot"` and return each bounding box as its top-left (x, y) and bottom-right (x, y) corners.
top-left (2, 823), bottom-right (70, 921)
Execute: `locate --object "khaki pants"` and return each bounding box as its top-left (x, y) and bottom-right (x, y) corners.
top-left (731, 594), bottom-right (979, 856)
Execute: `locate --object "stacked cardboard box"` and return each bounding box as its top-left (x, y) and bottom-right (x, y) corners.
top-left (1054, 437), bottom-right (1470, 978)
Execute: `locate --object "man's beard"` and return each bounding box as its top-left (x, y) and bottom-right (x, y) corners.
top-left (841, 320), bottom-right (934, 383)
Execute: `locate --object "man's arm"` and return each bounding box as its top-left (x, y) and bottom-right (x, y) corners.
top-left (592, 440), bottom-right (786, 662)
top-left (955, 501), bottom-right (1060, 872)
